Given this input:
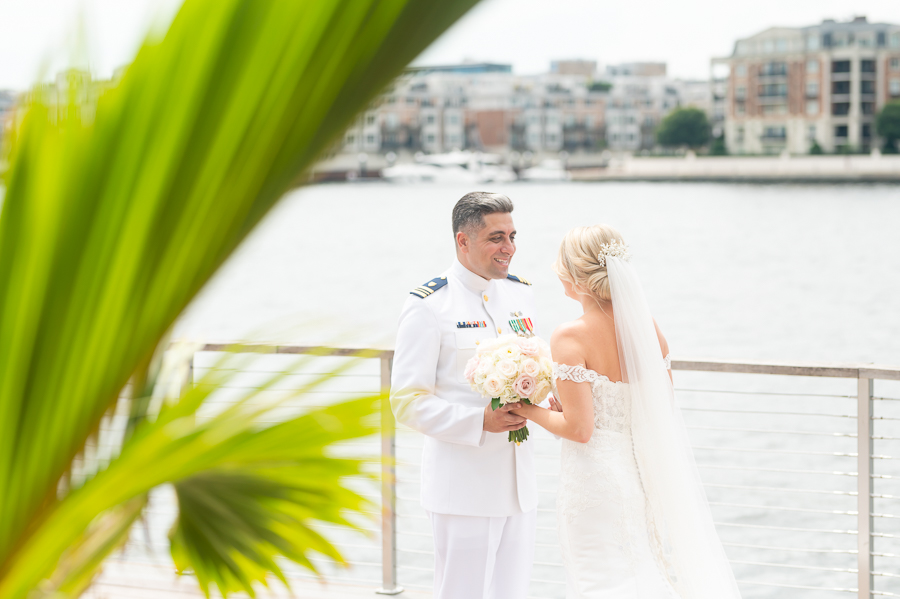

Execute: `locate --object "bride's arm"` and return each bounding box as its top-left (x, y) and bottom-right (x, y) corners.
top-left (512, 326), bottom-right (595, 443)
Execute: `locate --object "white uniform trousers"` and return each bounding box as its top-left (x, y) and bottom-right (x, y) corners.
top-left (428, 509), bottom-right (537, 599)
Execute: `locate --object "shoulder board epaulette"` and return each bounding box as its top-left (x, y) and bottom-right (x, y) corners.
top-left (410, 276), bottom-right (448, 298)
top-left (506, 274), bottom-right (532, 286)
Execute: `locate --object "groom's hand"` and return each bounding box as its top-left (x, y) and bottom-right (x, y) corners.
top-left (483, 403), bottom-right (527, 433)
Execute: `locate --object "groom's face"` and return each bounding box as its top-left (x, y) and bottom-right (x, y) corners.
top-left (458, 212), bottom-right (517, 280)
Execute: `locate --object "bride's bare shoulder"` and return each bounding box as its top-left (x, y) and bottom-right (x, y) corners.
top-left (550, 320), bottom-right (589, 350)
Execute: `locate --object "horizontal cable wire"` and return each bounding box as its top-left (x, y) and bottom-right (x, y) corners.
top-left (729, 559), bottom-right (857, 574)
top-left (704, 482), bottom-right (857, 496)
top-left (873, 592), bottom-right (900, 598)
top-left (873, 513), bottom-right (900, 519)
top-left (714, 521), bottom-right (856, 535)
top-left (721, 541), bottom-right (856, 555)
top-left (687, 424), bottom-right (856, 438)
top-left (873, 551), bottom-right (900, 558)
top-left (676, 388), bottom-right (854, 399)
top-left (697, 463), bottom-right (857, 477)
top-left (693, 444), bottom-right (857, 458)
top-left (734, 579), bottom-right (856, 593)
top-left (708, 501), bottom-right (857, 516)
top-left (873, 571), bottom-right (900, 579)
top-left (681, 406), bottom-right (854, 418)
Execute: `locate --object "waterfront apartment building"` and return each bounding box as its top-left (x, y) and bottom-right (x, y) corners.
top-left (340, 61), bottom-right (707, 156)
top-left (714, 17), bottom-right (900, 154)
top-left (341, 62), bottom-right (608, 155)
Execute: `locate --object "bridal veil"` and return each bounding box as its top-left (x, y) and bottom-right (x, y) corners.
top-left (607, 255), bottom-right (741, 599)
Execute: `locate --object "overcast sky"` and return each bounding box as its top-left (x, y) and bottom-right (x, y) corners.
top-left (1, 0), bottom-right (900, 90)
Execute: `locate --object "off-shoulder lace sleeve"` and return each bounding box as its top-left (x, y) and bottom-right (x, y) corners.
top-left (664, 354), bottom-right (671, 370)
top-left (553, 363), bottom-right (609, 384)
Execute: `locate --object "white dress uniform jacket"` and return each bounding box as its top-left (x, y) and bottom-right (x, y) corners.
top-left (391, 258), bottom-right (539, 517)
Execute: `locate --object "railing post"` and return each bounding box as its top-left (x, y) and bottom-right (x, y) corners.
top-left (857, 376), bottom-right (874, 599)
top-left (377, 354), bottom-right (403, 595)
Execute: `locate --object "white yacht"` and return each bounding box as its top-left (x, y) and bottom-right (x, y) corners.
top-left (381, 150), bottom-right (517, 184)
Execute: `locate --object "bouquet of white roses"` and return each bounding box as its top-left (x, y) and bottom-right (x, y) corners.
top-left (464, 334), bottom-right (554, 444)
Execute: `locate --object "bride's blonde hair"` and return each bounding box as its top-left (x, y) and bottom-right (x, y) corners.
top-left (553, 224), bottom-right (626, 302)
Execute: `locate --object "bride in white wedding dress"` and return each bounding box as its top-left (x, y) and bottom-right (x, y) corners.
top-left (514, 225), bottom-right (741, 599)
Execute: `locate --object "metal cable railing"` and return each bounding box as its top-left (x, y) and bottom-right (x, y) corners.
top-left (92, 347), bottom-right (900, 599)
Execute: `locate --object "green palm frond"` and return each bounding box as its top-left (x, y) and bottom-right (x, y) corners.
top-left (0, 0), bottom-right (481, 596)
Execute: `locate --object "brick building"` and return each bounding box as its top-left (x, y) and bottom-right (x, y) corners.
top-left (713, 17), bottom-right (900, 154)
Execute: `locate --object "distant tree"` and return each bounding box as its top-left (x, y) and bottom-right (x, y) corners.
top-left (656, 107), bottom-right (711, 149)
top-left (809, 140), bottom-right (824, 155)
top-left (709, 133), bottom-right (727, 155)
top-left (876, 101), bottom-right (900, 153)
top-left (588, 81), bottom-right (612, 93)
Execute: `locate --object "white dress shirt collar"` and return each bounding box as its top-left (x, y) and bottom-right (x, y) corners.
top-left (450, 258), bottom-right (493, 293)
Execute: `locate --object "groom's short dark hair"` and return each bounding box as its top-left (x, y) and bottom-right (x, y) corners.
top-left (452, 192), bottom-right (514, 235)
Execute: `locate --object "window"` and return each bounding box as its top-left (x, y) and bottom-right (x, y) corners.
top-left (735, 64), bottom-right (747, 77)
top-left (832, 103), bottom-right (850, 115)
top-left (365, 114), bottom-right (376, 125)
top-left (547, 134), bottom-right (557, 143)
top-left (776, 39), bottom-right (788, 52)
top-left (759, 83), bottom-right (787, 97)
top-left (861, 80), bottom-right (876, 94)
top-left (761, 62), bottom-right (787, 76)
top-left (862, 102), bottom-right (875, 115)
top-left (862, 124), bottom-right (872, 138)
top-left (808, 125), bottom-right (816, 140)
top-left (806, 82), bottom-right (819, 97)
top-left (861, 59), bottom-right (876, 73)
top-left (762, 126), bottom-right (786, 139)
top-left (835, 125), bottom-right (848, 138)
top-left (763, 40), bottom-right (774, 53)
top-left (736, 102), bottom-right (746, 115)
top-left (859, 36), bottom-right (873, 48)
top-left (426, 115), bottom-right (435, 124)
top-left (807, 59), bottom-right (819, 73)
top-left (832, 81), bottom-right (851, 94)
top-left (891, 79), bottom-right (900, 96)
top-left (366, 134), bottom-right (375, 144)
top-left (585, 116), bottom-right (595, 128)
top-left (426, 134), bottom-right (435, 143)
top-left (891, 58), bottom-right (900, 71)
top-left (406, 97), bottom-right (416, 105)
top-left (762, 104), bottom-right (787, 115)
top-left (346, 134), bottom-right (355, 144)
top-left (807, 35), bottom-right (820, 50)
top-left (736, 85), bottom-right (746, 99)
top-left (892, 33), bottom-right (900, 48)
top-left (806, 100), bottom-right (819, 115)
top-left (832, 60), bottom-right (851, 73)
top-left (736, 127), bottom-right (745, 143)
top-left (447, 115), bottom-right (459, 125)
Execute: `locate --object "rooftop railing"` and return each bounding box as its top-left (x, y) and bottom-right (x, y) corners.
top-left (94, 345), bottom-right (900, 598)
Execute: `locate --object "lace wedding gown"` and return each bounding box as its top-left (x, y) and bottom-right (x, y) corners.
top-left (555, 361), bottom-right (680, 599)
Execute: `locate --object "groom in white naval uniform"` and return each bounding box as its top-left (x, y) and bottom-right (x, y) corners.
top-left (390, 192), bottom-right (539, 599)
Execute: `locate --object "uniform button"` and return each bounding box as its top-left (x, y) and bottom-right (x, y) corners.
top-left (483, 295), bottom-right (489, 302)
top-left (497, 327), bottom-right (502, 334)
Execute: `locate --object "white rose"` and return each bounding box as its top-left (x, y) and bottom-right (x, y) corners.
top-left (540, 357), bottom-right (554, 378)
top-left (496, 358), bottom-right (517, 379)
top-left (483, 373), bottom-right (504, 397)
top-left (522, 358), bottom-right (540, 378)
top-left (501, 343), bottom-right (522, 359)
top-left (532, 379), bottom-right (552, 403)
